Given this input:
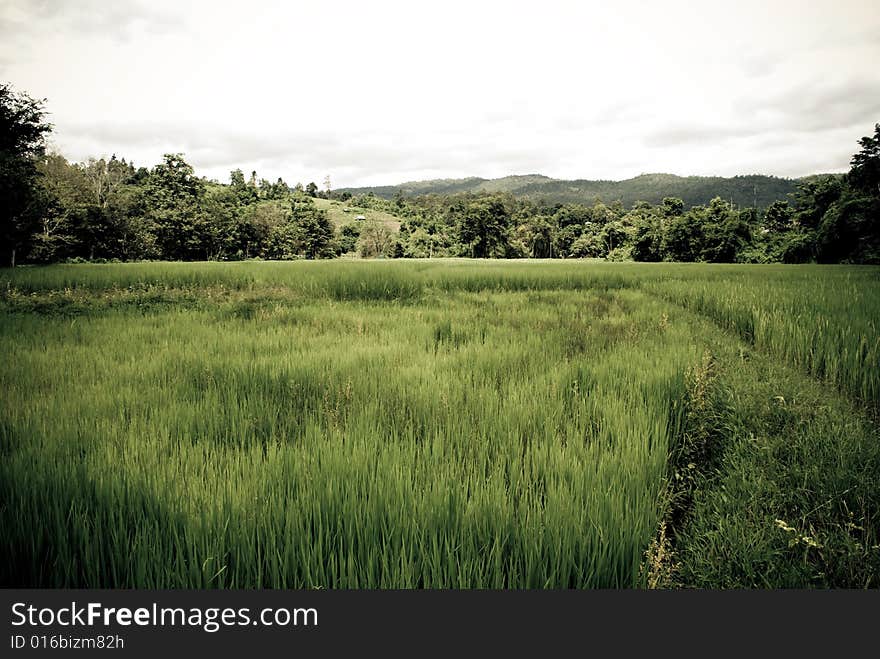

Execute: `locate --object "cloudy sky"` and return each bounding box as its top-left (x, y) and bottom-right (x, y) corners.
top-left (2, 0), bottom-right (878, 187)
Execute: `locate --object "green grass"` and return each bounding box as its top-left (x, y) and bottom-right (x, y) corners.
top-left (313, 197), bottom-right (404, 232)
top-left (1, 261), bottom-right (878, 587)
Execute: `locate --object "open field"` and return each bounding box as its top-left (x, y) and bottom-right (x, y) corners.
top-left (312, 197), bottom-right (404, 232)
top-left (1, 261), bottom-right (878, 588)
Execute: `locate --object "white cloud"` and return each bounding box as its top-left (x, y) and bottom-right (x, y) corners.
top-left (2, 0), bottom-right (878, 186)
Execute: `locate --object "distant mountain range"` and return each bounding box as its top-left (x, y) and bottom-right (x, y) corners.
top-left (338, 173), bottom-right (813, 208)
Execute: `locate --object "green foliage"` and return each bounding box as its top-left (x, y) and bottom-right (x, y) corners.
top-left (764, 200), bottom-right (793, 232)
top-left (297, 208), bottom-right (335, 259)
top-left (663, 209), bottom-right (705, 261)
top-left (357, 219), bottom-right (396, 258)
top-left (568, 233), bottom-right (603, 258)
top-left (0, 83), bottom-right (53, 266)
top-left (848, 123), bottom-right (880, 196)
top-left (264, 221), bottom-right (302, 260)
top-left (144, 154), bottom-right (207, 260)
top-left (450, 195), bottom-right (512, 258)
top-left (699, 198), bottom-right (751, 263)
top-left (631, 216), bottom-right (664, 262)
top-left (336, 223), bottom-right (361, 255)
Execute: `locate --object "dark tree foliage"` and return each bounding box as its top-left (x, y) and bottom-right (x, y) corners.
top-left (336, 222), bottom-right (361, 254)
top-left (294, 200), bottom-right (335, 259)
top-left (450, 196), bottom-right (512, 258)
top-left (763, 200), bottom-right (793, 233)
top-left (631, 216), bottom-right (664, 261)
top-left (663, 210), bottom-right (704, 261)
top-left (0, 84), bottom-right (52, 266)
top-left (145, 154), bottom-right (208, 260)
top-left (849, 123), bottom-right (880, 196)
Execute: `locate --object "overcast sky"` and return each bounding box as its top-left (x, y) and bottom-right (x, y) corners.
top-left (2, 0), bottom-right (879, 187)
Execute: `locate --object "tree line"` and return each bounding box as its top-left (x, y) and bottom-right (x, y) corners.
top-left (2, 83), bottom-right (878, 266)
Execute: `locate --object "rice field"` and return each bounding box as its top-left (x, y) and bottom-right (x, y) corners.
top-left (1, 261), bottom-right (878, 588)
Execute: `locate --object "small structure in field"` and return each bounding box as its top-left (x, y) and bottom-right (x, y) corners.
top-left (355, 215), bottom-right (366, 221)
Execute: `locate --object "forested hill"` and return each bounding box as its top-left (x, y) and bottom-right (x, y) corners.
top-left (338, 173), bottom-right (802, 208)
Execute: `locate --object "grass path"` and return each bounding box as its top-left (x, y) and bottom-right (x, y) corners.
top-left (646, 292), bottom-right (880, 587)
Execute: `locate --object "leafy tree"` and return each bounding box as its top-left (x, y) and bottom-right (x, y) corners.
top-left (392, 189), bottom-right (406, 209)
top-left (31, 153), bottom-right (90, 261)
top-left (79, 156), bottom-right (139, 259)
top-left (336, 223), bottom-right (361, 255)
top-left (257, 177), bottom-right (290, 201)
top-left (815, 196), bottom-right (878, 263)
top-left (550, 205), bottom-right (591, 256)
top-left (661, 197), bottom-right (684, 219)
top-left (763, 200), bottom-right (793, 233)
top-left (296, 207), bottom-right (334, 259)
top-left (700, 198), bottom-right (751, 262)
top-left (403, 226), bottom-right (438, 258)
top-left (568, 233), bottom-right (603, 258)
top-left (239, 199), bottom-right (286, 258)
top-left (589, 200), bottom-right (617, 226)
top-left (83, 156), bottom-right (130, 208)
top-left (513, 216), bottom-right (555, 258)
top-left (358, 219), bottom-right (395, 258)
top-left (599, 220), bottom-right (630, 256)
top-left (792, 176), bottom-right (843, 231)
top-left (230, 168), bottom-right (258, 205)
top-left (452, 196), bottom-right (511, 258)
top-left (785, 126), bottom-right (880, 264)
top-left (11, 84), bottom-right (879, 266)
top-left (201, 183), bottom-right (246, 259)
top-left (779, 232), bottom-right (815, 264)
top-left (264, 221), bottom-right (302, 260)
top-left (631, 215), bottom-right (664, 261)
top-left (663, 207), bottom-right (705, 261)
top-left (0, 84), bottom-right (52, 266)
top-left (838, 124), bottom-right (880, 262)
top-left (114, 197), bottom-right (155, 260)
top-left (144, 154), bottom-right (207, 260)
top-left (848, 123), bottom-right (880, 196)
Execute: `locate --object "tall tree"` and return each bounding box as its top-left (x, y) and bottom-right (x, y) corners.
top-left (631, 209), bottom-right (663, 262)
top-left (32, 153), bottom-right (91, 262)
top-left (700, 198), bottom-right (751, 262)
top-left (763, 200), bottom-right (793, 233)
top-left (0, 84), bottom-right (52, 266)
top-left (848, 123), bottom-right (880, 196)
top-left (453, 196), bottom-right (511, 258)
top-left (663, 206), bottom-right (705, 262)
top-left (357, 219), bottom-right (395, 258)
top-left (144, 153), bottom-right (207, 260)
top-left (83, 156), bottom-right (130, 209)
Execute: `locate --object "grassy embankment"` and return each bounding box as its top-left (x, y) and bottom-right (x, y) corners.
top-left (312, 197), bottom-right (403, 232)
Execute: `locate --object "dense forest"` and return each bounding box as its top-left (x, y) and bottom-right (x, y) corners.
top-left (2, 83), bottom-right (879, 266)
